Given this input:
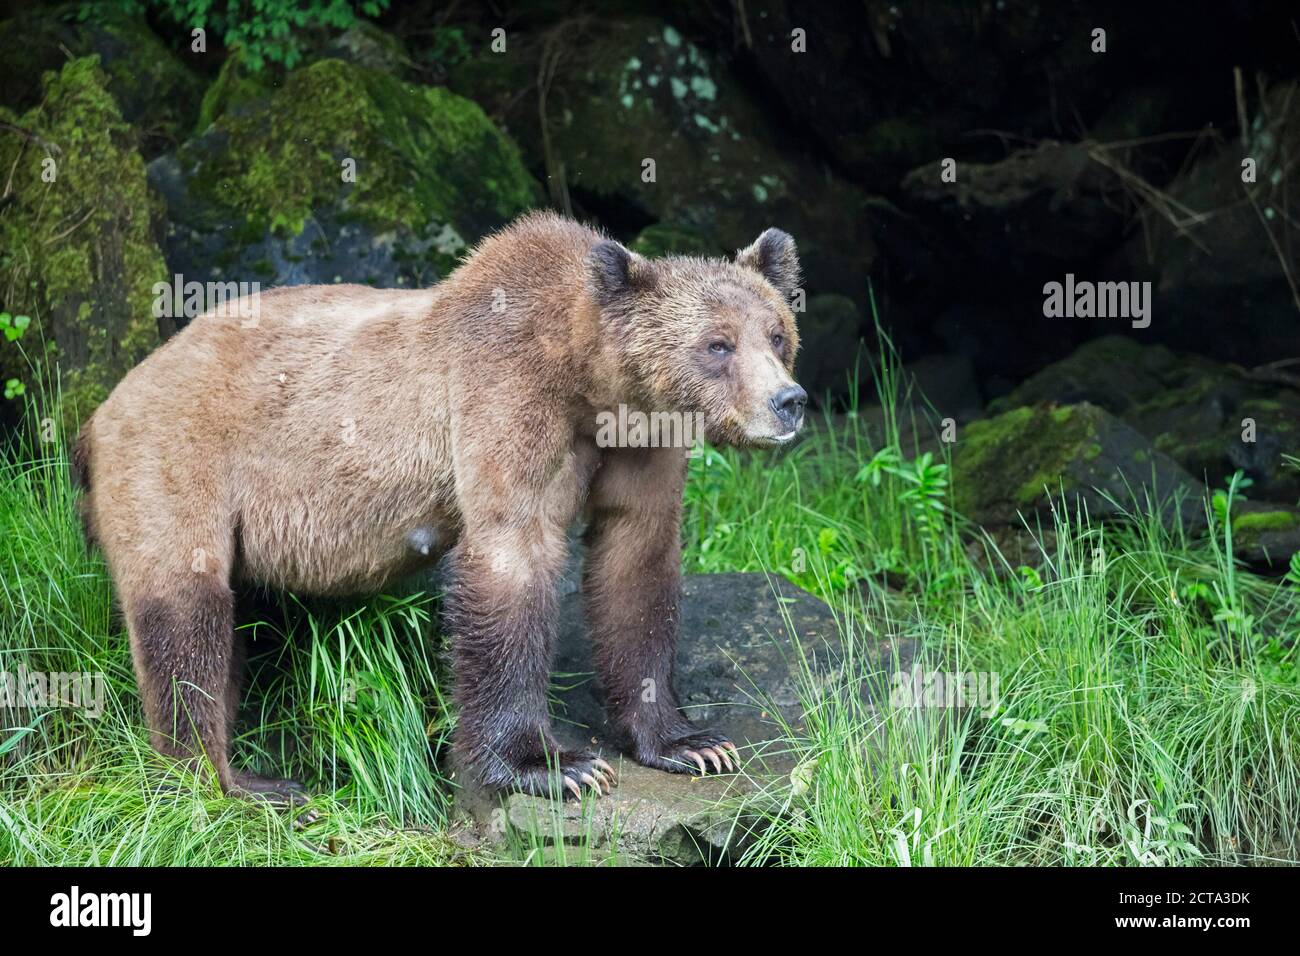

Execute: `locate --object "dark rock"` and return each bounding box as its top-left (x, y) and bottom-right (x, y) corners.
top-left (952, 402), bottom-right (1203, 528)
top-left (682, 1), bottom-right (1115, 183)
top-left (148, 58), bottom-right (542, 294)
top-left (796, 294), bottom-right (864, 403)
top-left (322, 21), bottom-right (413, 75)
top-left (458, 572), bottom-right (913, 865)
top-left (445, 17), bottom-right (879, 304)
top-left (901, 141), bottom-right (1130, 277)
top-left (990, 337), bottom-right (1300, 504)
top-left (906, 352), bottom-right (984, 423)
top-left (1230, 503), bottom-right (1300, 570)
top-left (1116, 81), bottom-right (1300, 362)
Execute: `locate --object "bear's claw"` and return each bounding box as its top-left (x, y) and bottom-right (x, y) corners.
top-left (511, 751), bottom-right (618, 801)
top-left (639, 731), bottom-right (740, 776)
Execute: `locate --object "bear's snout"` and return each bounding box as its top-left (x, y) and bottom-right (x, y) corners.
top-left (769, 384), bottom-right (807, 434)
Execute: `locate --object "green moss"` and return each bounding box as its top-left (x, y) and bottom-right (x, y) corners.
top-left (954, 404), bottom-right (1101, 517)
top-left (183, 58), bottom-right (541, 274)
top-left (1234, 511), bottom-right (1298, 533)
top-left (196, 51), bottom-right (272, 133)
top-left (0, 56), bottom-right (167, 427)
top-left (0, 10), bottom-right (202, 158)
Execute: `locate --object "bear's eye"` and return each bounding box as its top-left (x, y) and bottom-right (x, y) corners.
top-left (771, 333), bottom-right (785, 351)
top-left (708, 341), bottom-right (733, 355)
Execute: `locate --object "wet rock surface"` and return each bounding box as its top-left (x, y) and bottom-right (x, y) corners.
top-left (457, 572), bottom-right (912, 865)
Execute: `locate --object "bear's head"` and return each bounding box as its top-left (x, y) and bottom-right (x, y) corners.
top-left (588, 229), bottom-right (807, 448)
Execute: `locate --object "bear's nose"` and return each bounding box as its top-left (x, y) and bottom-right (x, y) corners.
top-left (770, 384), bottom-right (807, 430)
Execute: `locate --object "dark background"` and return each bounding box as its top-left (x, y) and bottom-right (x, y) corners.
top-left (1, 0), bottom-right (1297, 438)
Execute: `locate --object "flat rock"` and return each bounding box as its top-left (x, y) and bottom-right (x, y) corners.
top-left (457, 572), bottom-right (911, 865)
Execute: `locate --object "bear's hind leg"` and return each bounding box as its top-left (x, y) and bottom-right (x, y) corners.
top-left (125, 573), bottom-right (302, 803)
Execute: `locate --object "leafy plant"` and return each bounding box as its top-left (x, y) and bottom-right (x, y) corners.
top-left (0, 312), bottom-right (30, 342)
top-left (1210, 470), bottom-right (1252, 526)
top-left (75, 0), bottom-right (391, 71)
top-left (1, 312), bottom-right (31, 400)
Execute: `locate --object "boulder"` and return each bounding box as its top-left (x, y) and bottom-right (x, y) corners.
top-left (988, 335), bottom-right (1184, 416)
top-left (990, 336), bottom-right (1300, 505)
top-left (0, 56), bottom-right (168, 425)
top-left (675, 1), bottom-right (1120, 183)
top-left (901, 141), bottom-right (1129, 278)
top-left (1116, 81), bottom-right (1300, 362)
top-left (456, 572), bottom-right (913, 865)
top-left (1230, 504), bottom-right (1300, 569)
top-left (445, 17), bottom-right (879, 304)
top-left (321, 21), bottom-right (413, 76)
top-left (906, 352), bottom-right (984, 423)
top-left (952, 402), bottom-right (1202, 527)
top-left (0, 9), bottom-right (203, 159)
top-left (148, 57), bottom-right (543, 294)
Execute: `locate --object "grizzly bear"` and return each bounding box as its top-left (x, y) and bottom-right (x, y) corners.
top-left (76, 211), bottom-right (807, 801)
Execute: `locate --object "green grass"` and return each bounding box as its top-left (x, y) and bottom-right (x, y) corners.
top-left (2, 326), bottom-right (1298, 865)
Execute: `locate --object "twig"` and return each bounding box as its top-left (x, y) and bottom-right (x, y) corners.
top-left (1234, 66), bottom-right (1249, 148)
top-left (0, 121), bottom-right (61, 155)
top-left (733, 0), bottom-right (754, 49)
top-left (537, 24), bottom-right (572, 217)
top-left (42, 206), bottom-right (95, 245)
top-left (1242, 181), bottom-right (1300, 315)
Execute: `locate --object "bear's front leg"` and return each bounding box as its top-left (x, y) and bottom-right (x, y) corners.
top-left (444, 522), bottom-right (616, 800)
top-left (583, 447), bottom-right (739, 777)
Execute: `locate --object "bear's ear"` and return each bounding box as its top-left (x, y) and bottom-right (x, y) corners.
top-left (588, 239), bottom-right (653, 307)
top-left (736, 228), bottom-right (800, 302)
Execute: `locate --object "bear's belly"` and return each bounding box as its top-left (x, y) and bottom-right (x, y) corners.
top-left (235, 485), bottom-right (459, 596)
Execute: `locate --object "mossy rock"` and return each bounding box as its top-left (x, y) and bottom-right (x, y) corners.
top-left (151, 57), bottom-right (543, 290)
top-left (1229, 504), bottom-right (1300, 569)
top-left (0, 56), bottom-right (168, 427)
top-left (446, 18), bottom-right (878, 301)
top-left (989, 335), bottom-right (1300, 505)
top-left (1124, 374), bottom-right (1300, 504)
top-left (952, 402), bottom-right (1201, 527)
top-left (321, 21), bottom-right (413, 75)
top-left (0, 7), bottom-right (203, 159)
top-left (195, 51), bottom-right (275, 133)
top-left (987, 335), bottom-right (1186, 416)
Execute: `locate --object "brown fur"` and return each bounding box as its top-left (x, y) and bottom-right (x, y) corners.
top-left (80, 211), bottom-right (804, 799)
